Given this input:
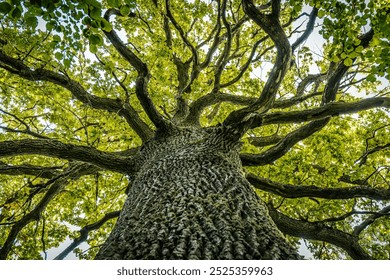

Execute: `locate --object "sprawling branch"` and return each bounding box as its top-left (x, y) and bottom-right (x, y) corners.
top-left (241, 119), bottom-right (329, 165)
top-left (247, 134), bottom-right (283, 147)
top-left (223, 0), bottom-right (292, 128)
top-left (291, 8), bottom-right (318, 52)
top-left (0, 139), bottom-right (139, 174)
top-left (247, 173), bottom-right (390, 200)
top-left (296, 73), bottom-right (326, 97)
top-left (165, 0), bottom-right (199, 67)
top-left (0, 163), bottom-right (95, 260)
top-left (357, 142), bottom-right (390, 166)
top-left (103, 9), bottom-right (170, 132)
top-left (268, 207), bottom-right (373, 260)
top-left (0, 50), bottom-right (153, 142)
top-left (0, 161), bottom-right (61, 179)
top-left (240, 96), bottom-right (389, 166)
top-left (250, 97), bottom-right (390, 127)
top-left (54, 210), bottom-right (120, 260)
top-left (220, 37), bottom-right (266, 88)
top-left (353, 204), bottom-right (390, 237)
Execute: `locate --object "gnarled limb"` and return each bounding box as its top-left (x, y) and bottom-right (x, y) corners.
top-left (103, 9), bottom-right (170, 132)
top-left (268, 206), bottom-right (373, 260)
top-left (247, 173), bottom-right (390, 200)
top-left (224, 0), bottom-right (292, 127)
top-left (247, 134), bottom-right (283, 147)
top-left (240, 96), bottom-right (389, 166)
top-left (291, 8), bottom-right (318, 52)
top-left (253, 97), bottom-right (390, 127)
top-left (0, 139), bottom-right (139, 174)
top-left (241, 119), bottom-right (329, 165)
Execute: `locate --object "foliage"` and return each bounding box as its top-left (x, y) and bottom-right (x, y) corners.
top-left (0, 0), bottom-right (389, 259)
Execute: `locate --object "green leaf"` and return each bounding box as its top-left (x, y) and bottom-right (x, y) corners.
top-left (10, 6), bottom-right (22, 19)
top-left (366, 74), bottom-right (376, 82)
top-left (318, 9), bottom-right (325, 18)
top-left (107, 0), bottom-right (121, 8)
top-left (63, 59), bottom-right (71, 68)
top-left (89, 33), bottom-right (103, 45)
top-left (343, 57), bottom-right (353, 66)
top-left (120, 4), bottom-right (131, 16)
top-left (89, 43), bottom-right (98, 53)
top-left (85, 0), bottom-right (102, 8)
top-left (100, 18), bottom-right (112, 32)
top-left (54, 52), bottom-right (63, 60)
top-left (53, 34), bottom-right (61, 42)
top-left (0, 2), bottom-right (12, 14)
top-left (89, 6), bottom-right (101, 20)
top-left (25, 16), bottom-right (38, 29)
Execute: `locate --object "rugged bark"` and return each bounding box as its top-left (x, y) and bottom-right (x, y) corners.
top-left (95, 128), bottom-right (301, 259)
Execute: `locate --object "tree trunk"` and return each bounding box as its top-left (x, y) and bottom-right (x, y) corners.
top-left (95, 128), bottom-right (301, 259)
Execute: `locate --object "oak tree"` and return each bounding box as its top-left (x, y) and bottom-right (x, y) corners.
top-left (0, 0), bottom-right (389, 260)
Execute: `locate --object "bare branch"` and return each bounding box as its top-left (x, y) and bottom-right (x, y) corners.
top-left (184, 92), bottom-right (256, 124)
top-left (165, 0), bottom-right (199, 66)
top-left (271, 0), bottom-right (281, 19)
top-left (357, 143), bottom-right (390, 166)
top-left (223, 0), bottom-right (292, 127)
top-left (213, 0), bottom-right (233, 90)
top-left (220, 37), bottom-right (266, 88)
top-left (54, 210), bottom-right (120, 260)
top-left (247, 134), bottom-right (283, 147)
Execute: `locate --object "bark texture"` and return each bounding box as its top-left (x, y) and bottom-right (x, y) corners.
top-left (95, 128), bottom-right (301, 259)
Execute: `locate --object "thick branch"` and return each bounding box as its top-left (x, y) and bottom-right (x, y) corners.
top-left (247, 134), bottom-right (283, 147)
top-left (241, 119), bottom-right (329, 165)
top-left (268, 207), bottom-right (373, 260)
top-left (54, 210), bottom-right (120, 260)
top-left (241, 97), bottom-right (389, 165)
top-left (185, 90), bottom-right (324, 125)
top-left (0, 139), bottom-right (139, 174)
top-left (247, 173), bottom-right (390, 200)
top-left (103, 9), bottom-right (146, 73)
top-left (291, 8), bottom-right (318, 52)
top-left (254, 97), bottom-right (390, 126)
top-left (104, 9), bottom-right (169, 132)
top-left (271, 0), bottom-right (281, 19)
top-left (223, 0), bottom-right (291, 127)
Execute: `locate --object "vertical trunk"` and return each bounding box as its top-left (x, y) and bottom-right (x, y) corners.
top-left (95, 128), bottom-right (301, 259)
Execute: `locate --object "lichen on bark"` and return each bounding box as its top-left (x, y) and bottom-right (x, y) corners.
top-left (95, 127), bottom-right (301, 259)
